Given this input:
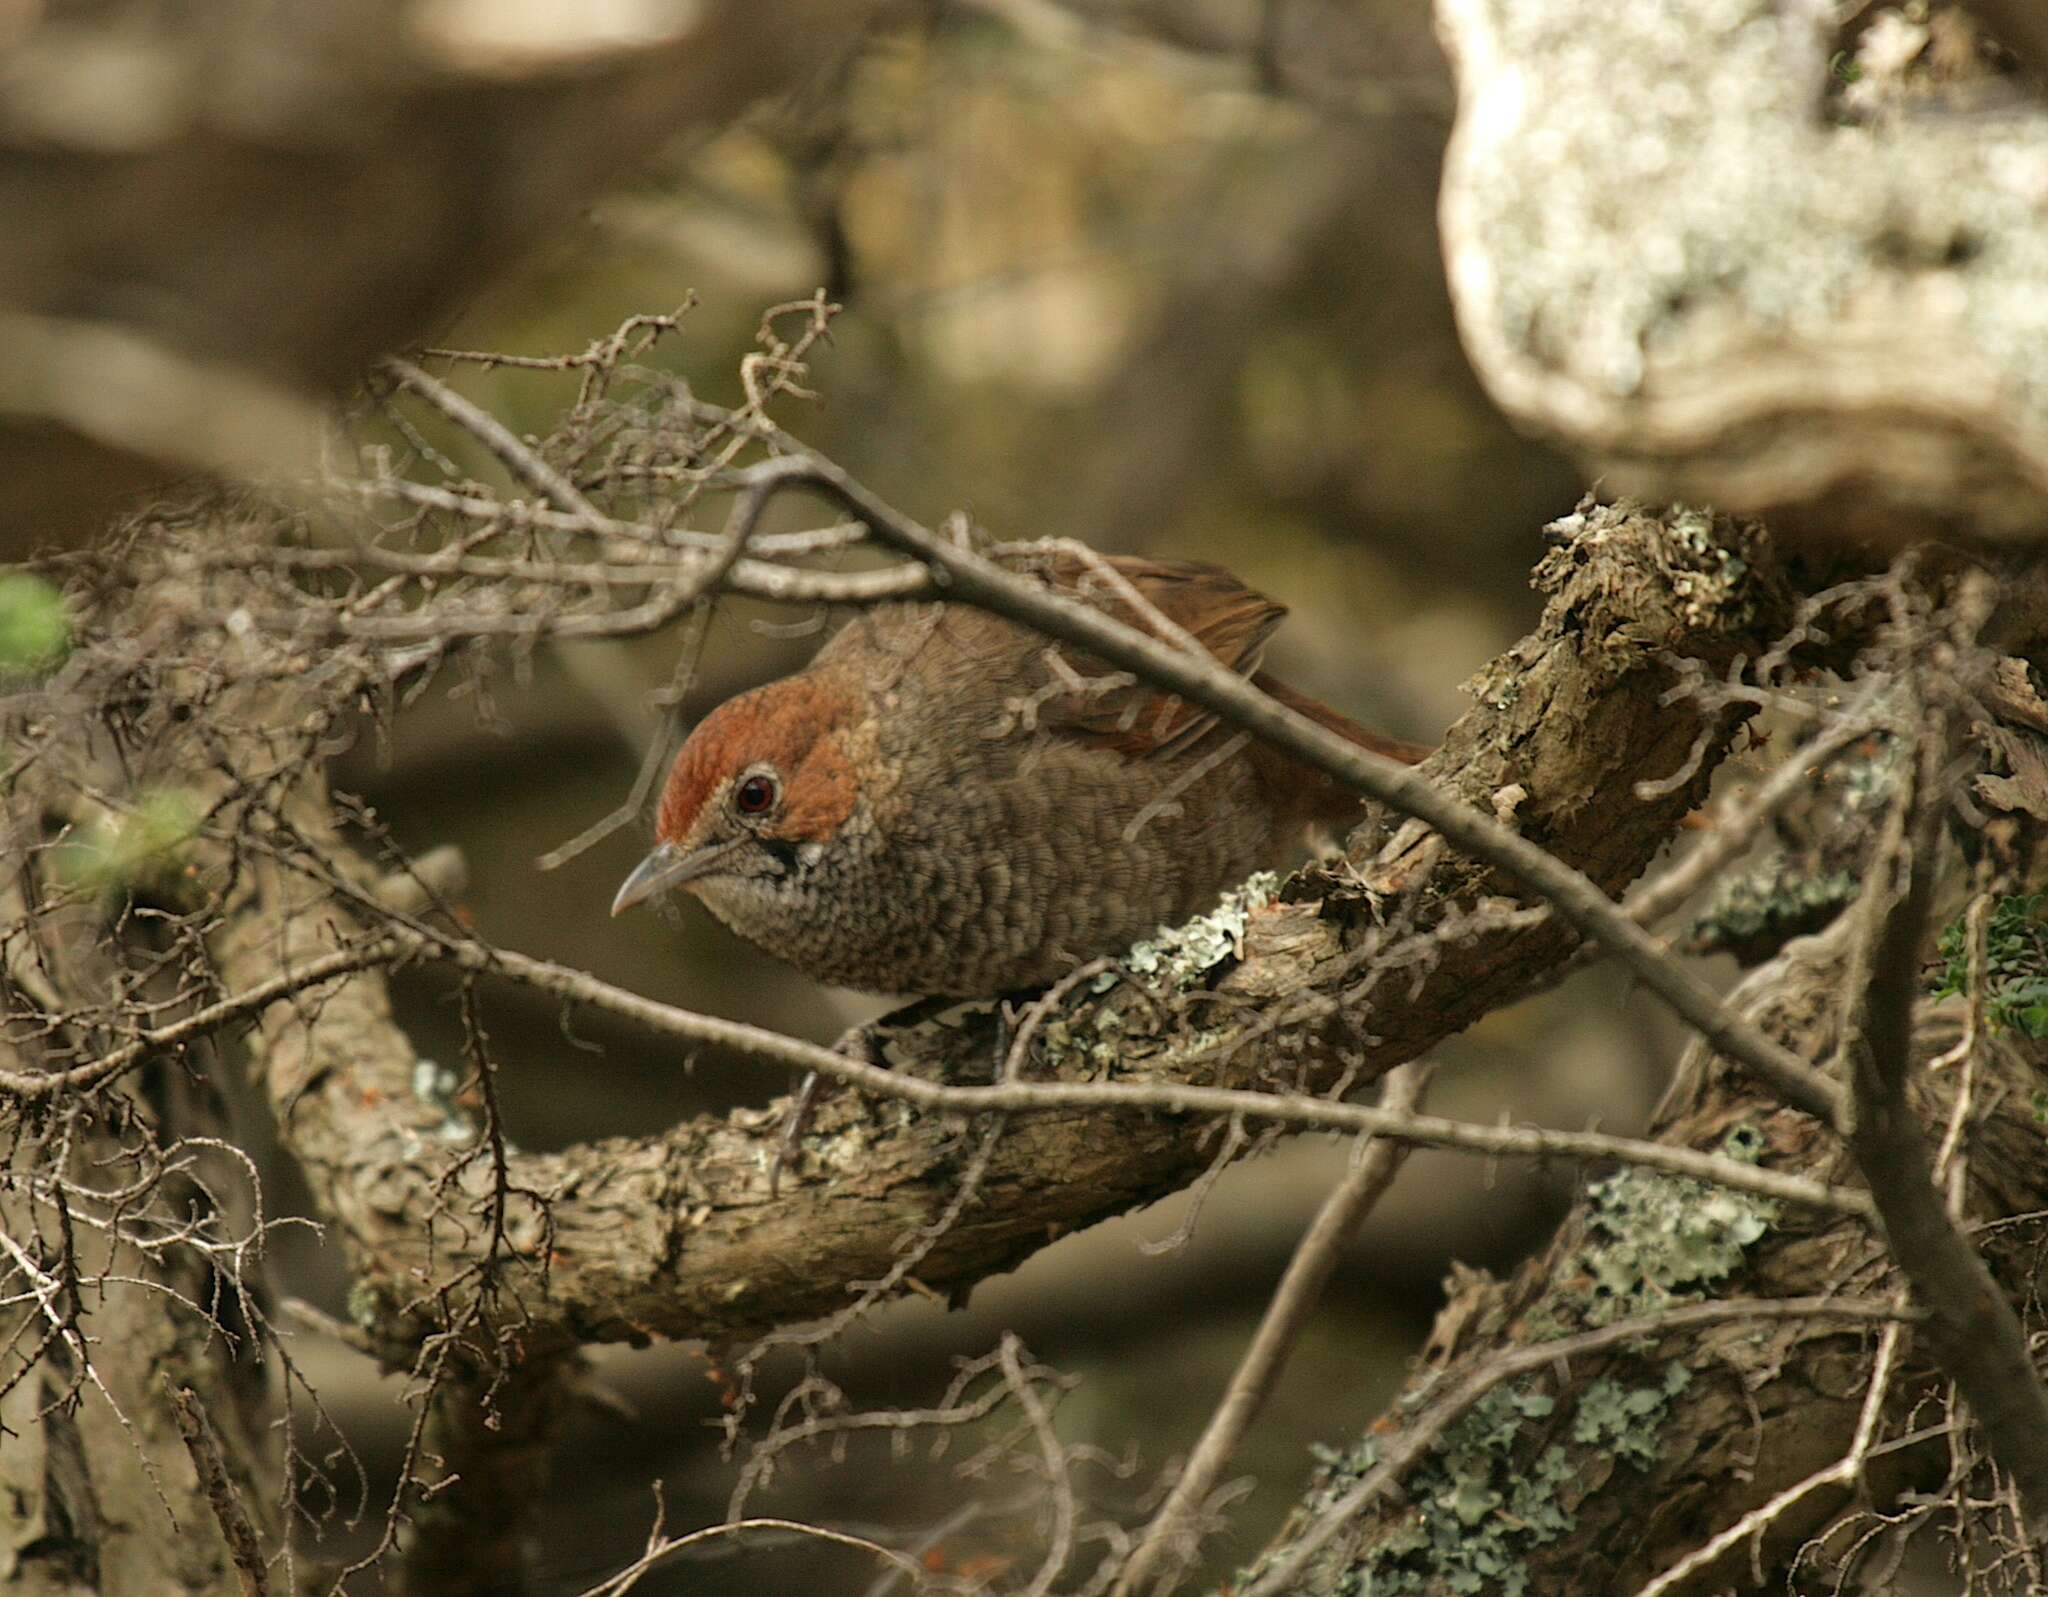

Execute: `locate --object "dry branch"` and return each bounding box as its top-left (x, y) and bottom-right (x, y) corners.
top-left (0, 1), bottom-right (884, 546)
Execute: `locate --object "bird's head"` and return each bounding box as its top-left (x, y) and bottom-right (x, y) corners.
top-left (611, 674), bottom-right (868, 918)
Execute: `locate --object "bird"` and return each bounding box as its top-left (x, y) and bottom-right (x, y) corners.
top-left (612, 548), bottom-right (1431, 997)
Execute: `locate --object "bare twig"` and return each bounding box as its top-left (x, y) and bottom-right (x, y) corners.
top-left (381, 359), bottom-right (610, 534)
top-left (1002, 1334), bottom-right (1078, 1597)
top-left (1836, 674), bottom-right (2048, 1541)
top-left (404, 921), bottom-right (1872, 1216)
top-left (1625, 1314), bottom-right (1909, 1597)
top-left (1114, 1061), bottom-right (1434, 1597)
top-left (1619, 677), bottom-right (1892, 929)
top-left (0, 939), bottom-right (406, 1101)
top-left (572, 1514), bottom-right (942, 1597)
top-left (165, 1379), bottom-right (271, 1597)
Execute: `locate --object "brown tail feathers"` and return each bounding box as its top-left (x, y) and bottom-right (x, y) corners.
top-left (1250, 670), bottom-right (1433, 828)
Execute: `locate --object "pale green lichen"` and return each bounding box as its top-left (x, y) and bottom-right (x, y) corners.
top-left (1547, 1124), bottom-right (1781, 1330)
top-left (1259, 1129), bottom-right (1778, 1596)
top-left (1571, 1363), bottom-right (1695, 1466)
top-left (1030, 872), bottom-right (1283, 1074)
top-left (1689, 734), bottom-right (1900, 959)
top-left (1105, 870), bottom-right (1283, 992)
top-left (1301, 1386), bottom-right (1575, 1597)
top-left (409, 1058), bottom-right (475, 1146)
top-left (1308, 1362), bottom-right (1694, 1597)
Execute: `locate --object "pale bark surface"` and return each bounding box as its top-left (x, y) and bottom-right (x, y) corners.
top-left (1438, 0), bottom-right (2048, 545)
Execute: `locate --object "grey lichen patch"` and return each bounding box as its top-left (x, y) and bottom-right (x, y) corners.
top-left (1023, 874), bottom-right (1284, 1077)
top-left (1110, 870), bottom-right (1283, 991)
top-left (408, 1057), bottom-right (476, 1148)
top-left (1659, 506), bottom-right (1754, 628)
top-left (1440, 0), bottom-right (2048, 536)
top-left (1262, 1131), bottom-right (1777, 1594)
top-left (1571, 1364), bottom-right (1695, 1467)
top-left (1302, 1384), bottom-right (1578, 1597)
top-left (1547, 1125), bottom-right (1781, 1331)
top-left (1689, 732), bottom-right (1899, 963)
top-left (1449, 0), bottom-right (2048, 396)
top-left (1689, 866), bottom-right (1863, 961)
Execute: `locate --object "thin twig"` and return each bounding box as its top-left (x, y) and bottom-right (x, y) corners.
top-left (1619, 677), bottom-right (1892, 929)
top-left (165, 1379), bottom-right (272, 1597)
top-left (572, 1516), bottom-right (939, 1597)
top-left (381, 359), bottom-right (609, 533)
top-left (0, 940), bottom-right (405, 1101)
top-left (1625, 1314), bottom-right (1909, 1597)
top-left (1114, 1061), bottom-right (1433, 1597)
top-left (401, 920), bottom-right (1873, 1215)
top-left (1002, 1334), bottom-right (1078, 1597)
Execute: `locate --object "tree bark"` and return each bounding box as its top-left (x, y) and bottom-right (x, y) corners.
top-left (1254, 918), bottom-right (2048, 1594)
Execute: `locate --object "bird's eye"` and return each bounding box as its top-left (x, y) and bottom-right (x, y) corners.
top-left (734, 772), bottom-right (779, 817)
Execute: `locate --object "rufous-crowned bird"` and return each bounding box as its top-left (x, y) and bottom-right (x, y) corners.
top-left (612, 549), bottom-right (1429, 995)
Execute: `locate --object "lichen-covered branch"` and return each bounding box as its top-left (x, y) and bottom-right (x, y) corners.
top-left (1250, 920), bottom-right (2048, 1593)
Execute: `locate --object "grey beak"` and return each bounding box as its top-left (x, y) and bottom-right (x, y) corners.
top-left (610, 840), bottom-right (734, 916)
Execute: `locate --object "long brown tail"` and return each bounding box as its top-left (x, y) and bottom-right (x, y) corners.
top-left (1251, 670), bottom-right (1433, 827)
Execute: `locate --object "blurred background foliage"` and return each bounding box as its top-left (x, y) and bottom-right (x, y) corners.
top-left (281, 7), bottom-right (1692, 1589)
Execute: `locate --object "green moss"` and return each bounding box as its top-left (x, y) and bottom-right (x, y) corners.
top-left (1933, 893), bottom-right (2048, 1039)
top-left (0, 571), bottom-right (70, 677)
